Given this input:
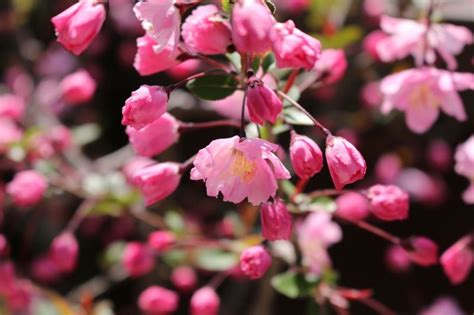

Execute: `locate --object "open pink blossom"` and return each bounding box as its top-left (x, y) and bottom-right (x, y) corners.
top-left (133, 0), bottom-right (180, 53)
top-left (0, 94), bottom-right (25, 121)
top-left (60, 69), bottom-right (97, 105)
top-left (380, 67), bottom-right (474, 134)
top-left (191, 136), bottom-right (290, 205)
top-left (134, 35), bottom-right (180, 76)
top-left (440, 236), bottom-right (473, 285)
top-left (122, 85), bottom-right (168, 130)
top-left (313, 49), bottom-right (347, 84)
top-left (51, 0), bottom-right (106, 55)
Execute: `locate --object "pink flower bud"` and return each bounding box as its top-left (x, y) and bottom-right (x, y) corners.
top-left (260, 198), bottom-right (292, 241)
top-left (171, 266), bottom-right (197, 292)
top-left (313, 49), bottom-right (347, 84)
top-left (271, 20), bottom-right (321, 70)
top-left (325, 136), bottom-right (367, 190)
top-left (182, 5), bottom-right (231, 55)
top-left (122, 85), bottom-right (168, 130)
top-left (147, 231), bottom-right (176, 252)
top-left (289, 131), bottom-right (323, 179)
top-left (126, 113), bottom-right (180, 157)
top-left (60, 70), bottom-right (97, 105)
top-left (190, 287), bottom-right (220, 315)
top-left (374, 153), bottom-right (401, 184)
top-left (6, 170), bottom-right (48, 207)
top-left (122, 242), bottom-right (154, 277)
top-left (362, 30), bottom-right (387, 61)
top-left (49, 232), bottom-right (79, 273)
top-left (367, 185), bottom-right (409, 221)
top-left (240, 245), bottom-right (272, 279)
top-left (403, 237), bottom-right (438, 266)
top-left (48, 125), bottom-right (72, 153)
top-left (0, 118), bottom-right (23, 152)
top-left (385, 245), bottom-right (411, 272)
top-left (0, 94), bottom-right (25, 121)
top-left (440, 236), bottom-right (473, 285)
top-left (138, 286), bottom-right (179, 315)
top-left (133, 162), bottom-right (181, 206)
top-left (231, 0), bottom-right (275, 53)
top-left (246, 80), bottom-right (282, 125)
top-left (31, 256), bottom-right (62, 283)
top-left (335, 192), bottom-right (369, 221)
top-left (51, 1), bottom-right (106, 55)
top-left (122, 157), bottom-right (156, 185)
top-left (0, 234), bottom-right (9, 257)
top-left (134, 35), bottom-right (180, 76)
top-left (426, 139), bottom-right (452, 172)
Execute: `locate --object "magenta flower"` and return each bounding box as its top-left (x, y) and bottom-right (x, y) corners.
top-left (260, 198), bottom-right (292, 241)
top-left (49, 232), bottom-right (79, 273)
top-left (122, 85), bottom-right (168, 130)
top-left (171, 266), bottom-right (197, 292)
top-left (246, 80), bottom-right (283, 125)
top-left (147, 231), bottom-right (176, 252)
top-left (191, 136), bottom-right (290, 205)
top-left (367, 185), bottom-right (409, 221)
top-left (134, 35), bottom-right (180, 76)
top-left (290, 131), bottom-right (323, 180)
top-left (403, 236), bottom-right (438, 267)
top-left (440, 236), bottom-right (473, 285)
top-left (240, 245), bottom-right (272, 280)
top-left (138, 286), bottom-right (179, 315)
top-left (313, 49), bottom-right (347, 84)
top-left (60, 69), bottom-right (96, 105)
top-left (380, 67), bottom-right (474, 134)
top-left (335, 192), bottom-right (369, 221)
top-left (6, 170), bottom-right (48, 207)
top-left (122, 242), bottom-right (154, 277)
top-left (190, 286), bottom-right (220, 315)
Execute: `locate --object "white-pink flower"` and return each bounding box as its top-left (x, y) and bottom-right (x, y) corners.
top-left (455, 135), bottom-right (474, 204)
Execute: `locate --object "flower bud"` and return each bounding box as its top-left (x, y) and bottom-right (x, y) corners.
top-left (122, 157), bottom-right (156, 185)
top-left (171, 266), bottom-right (197, 292)
top-left (133, 162), bottom-right (181, 206)
top-left (246, 80), bottom-right (282, 125)
top-left (31, 256), bottom-right (62, 283)
top-left (60, 70), bottom-right (97, 105)
top-left (440, 236), bottom-right (473, 285)
top-left (51, 0), bottom-right (106, 55)
top-left (402, 236), bottom-right (438, 266)
top-left (385, 245), bottom-right (411, 272)
top-left (325, 136), bottom-right (367, 190)
top-left (313, 49), bottom-right (347, 84)
top-left (270, 20), bottom-right (321, 70)
top-left (0, 94), bottom-right (25, 121)
top-left (122, 85), bottom-right (168, 130)
top-left (335, 192), bottom-right (369, 221)
top-left (49, 232), bottom-right (79, 273)
top-left (260, 198), bottom-right (292, 241)
top-left (147, 231), bottom-right (176, 252)
top-left (367, 185), bottom-right (409, 221)
top-left (190, 287), bottom-right (220, 315)
top-left (138, 286), bottom-right (179, 315)
top-left (231, 0), bottom-right (275, 53)
top-left (48, 125), bottom-right (72, 153)
top-left (122, 242), bottom-right (154, 277)
top-left (182, 5), bottom-right (231, 55)
top-left (6, 170), bottom-right (48, 207)
top-left (240, 245), bottom-right (272, 280)
top-left (290, 131), bottom-right (323, 179)
top-left (0, 234), bottom-right (9, 257)
top-left (134, 35), bottom-right (180, 76)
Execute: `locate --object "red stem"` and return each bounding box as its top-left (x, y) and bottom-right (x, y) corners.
top-left (283, 69), bottom-right (299, 94)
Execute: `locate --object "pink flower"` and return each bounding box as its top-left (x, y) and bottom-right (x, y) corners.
top-left (133, 0), bottom-right (180, 53)
top-left (49, 232), bottom-right (79, 273)
top-left (426, 139), bottom-right (452, 172)
top-left (133, 162), bottom-right (181, 206)
top-left (380, 67), bottom-right (473, 134)
top-left (138, 286), bottom-right (179, 315)
top-left (246, 80), bottom-right (282, 125)
top-left (171, 266), bottom-right (197, 292)
top-left (455, 135), bottom-right (474, 180)
top-left (191, 136), bottom-right (290, 205)
top-left (374, 153), bottom-right (401, 184)
top-left (126, 113), bottom-right (180, 157)
top-left (271, 20), bottom-right (321, 70)
top-left (240, 245), bottom-right (272, 279)
top-left (0, 119), bottom-right (22, 152)
top-left (360, 81), bottom-right (383, 108)
top-left (182, 4), bottom-right (231, 55)
top-left (147, 231), bottom-right (176, 252)
top-left (122, 157), bottom-right (156, 185)
top-left (122, 242), bottom-right (154, 277)
top-left (385, 245), bottom-right (411, 273)
top-left (0, 234), bottom-right (8, 257)
top-left (335, 192), bottom-right (369, 221)
top-left (167, 59), bottom-right (201, 80)
top-left (367, 185), bottom-right (409, 221)
top-left (51, 0), bottom-right (106, 55)
top-left (31, 256), bottom-right (62, 284)
top-left (260, 198), bottom-right (292, 241)
top-left (122, 85), bottom-right (168, 130)
top-left (440, 236), bottom-right (473, 285)
top-left (190, 287), bottom-right (220, 315)
top-left (402, 236), bottom-right (438, 267)
top-left (313, 49), bottom-right (347, 84)
top-left (325, 135), bottom-right (367, 190)
top-left (134, 35), bottom-right (180, 76)
top-left (48, 125), bottom-right (72, 153)
top-left (290, 131), bottom-right (323, 180)
top-left (420, 297), bottom-right (465, 315)
top-left (60, 69), bottom-right (97, 105)
top-left (0, 94), bottom-right (25, 121)
top-left (6, 170), bottom-right (47, 207)
top-left (363, 30), bottom-right (387, 61)
top-left (396, 168), bottom-right (446, 206)
top-left (462, 183), bottom-right (474, 204)
top-left (231, 0), bottom-right (275, 53)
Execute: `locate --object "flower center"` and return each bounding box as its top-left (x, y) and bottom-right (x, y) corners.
top-left (409, 83), bottom-right (439, 108)
top-left (230, 150), bottom-right (257, 183)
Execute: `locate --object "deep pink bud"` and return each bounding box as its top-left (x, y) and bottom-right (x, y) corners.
top-left (51, 0), bottom-right (106, 55)
top-left (403, 236), bottom-right (438, 266)
top-left (126, 113), bottom-right (180, 157)
top-left (440, 236), bottom-right (473, 285)
top-left (335, 192), bottom-right (369, 221)
top-left (271, 20), bottom-right (321, 70)
top-left (0, 234), bottom-right (9, 257)
top-left (31, 256), bottom-right (62, 283)
top-left (171, 266), bottom-right (197, 292)
top-left (190, 286), bottom-right (220, 315)
top-left (60, 69), bottom-right (96, 105)
top-left (133, 162), bottom-right (181, 206)
top-left (240, 245), bottom-right (272, 279)
top-left (147, 231), bottom-right (176, 252)
top-left (182, 5), bottom-right (231, 55)
top-left (367, 185), bottom-right (409, 221)
top-left (231, 0), bottom-right (275, 53)
top-left (325, 136), bottom-right (367, 190)
top-left (290, 131), bottom-right (323, 179)
top-left (313, 49), bottom-right (347, 84)
top-left (385, 245), bottom-right (411, 272)
top-left (138, 286), bottom-right (179, 315)
top-left (49, 232), bottom-right (79, 273)
top-left (246, 80), bottom-right (282, 125)
top-left (260, 198), bottom-right (292, 241)
top-left (122, 242), bottom-right (154, 277)
top-left (0, 94), bottom-right (25, 121)
top-left (6, 170), bottom-right (48, 207)
top-left (122, 85), bottom-right (168, 130)
top-left (122, 157), bottom-right (156, 185)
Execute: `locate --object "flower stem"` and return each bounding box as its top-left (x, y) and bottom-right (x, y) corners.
top-left (283, 69), bottom-right (299, 94)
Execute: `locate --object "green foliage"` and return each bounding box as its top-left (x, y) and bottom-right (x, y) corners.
top-left (187, 74), bottom-right (239, 101)
top-left (318, 25), bottom-right (363, 49)
top-left (271, 271), bottom-right (319, 298)
top-left (195, 249), bottom-right (238, 271)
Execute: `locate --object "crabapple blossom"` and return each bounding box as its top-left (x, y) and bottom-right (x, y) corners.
top-left (246, 79), bottom-right (283, 125)
top-left (0, 118), bottom-right (22, 152)
top-left (440, 236), bottom-right (473, 285)
top-left (122, 85), bottom-right (168, 130)
top-left (122, 157), bottom-right (156, 185)
top-left (335, 192), bottom-right (369, 221)
top-left (260, 198), bottom-right (292, 241)
top-left (138, 286), bottom-right (179, 315)
top-left (240, 245), bottom-right (272, 280)
top-left (367, 185), bottom-right (409, 221)
top-left (60, 69), bottom-right (97, 105)
top-left (403, 236), bottom-right (438, 267)
top-left (426, 139), bottom-right (452, 172)
top-left (49, 232), bottom-right (79, 273)
top-left (419, 297), bottom-right (465, 315)
top-left (122, 242), bottom-right (154, 277)
top-left (134, 35), bottom-right (180, 76)
top-left (363, 30), bottom-right (387, 61)
top-left (374, 153), bottom-right (402, 184)
top-left (313, 49), bottom-right (347, 84)
top-left (171, 266), bottom-right (197, 292)
top-left (385, 245), bottom-right (411, 272)
top-left (147, 231), bottom-right (176, 252)
top-left (31, 256), bottom-right (62, 283)
top-left (455, 136), bottom-right (474, 204)
top-left (6, 170), bottom-right (48, 207)
top-left (0, 94), bottom-right (25, 121)
top-left (190, 287), bottom-right (220, 315)
top-left (289, 131), bottom-right (323, 180)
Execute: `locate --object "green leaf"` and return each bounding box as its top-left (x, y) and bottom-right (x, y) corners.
top-left (262, 53), bottom-right (275, 73)
top-left (318, 25), bottom-right (363, 49)
top-left (283, 107), bottom-right (314, 126)
top-left (221, 0), bottom-right (231, 14)
top-left (195, 249), bottom-right (238, 271)
top-left (310, 197), bottom-right (337, 213)
top-left (251, 56), bottom-right (261, 74)
top-left (271, 271), bottom-right (319, 298)
top-left (164, 211), bottom-right (185, 234)
top-left (101, 241), bottom-right (126, 269)
top-left (89, 199), bottom-right (124, 217)
top-left (226, 52), bottom-right (241, 72)
top-left (71, 123), bottom-right (101, 146)
top-left (161, 249), bottom-right (187, 267)
top-left (187, 74), bottom-right (238, 101)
